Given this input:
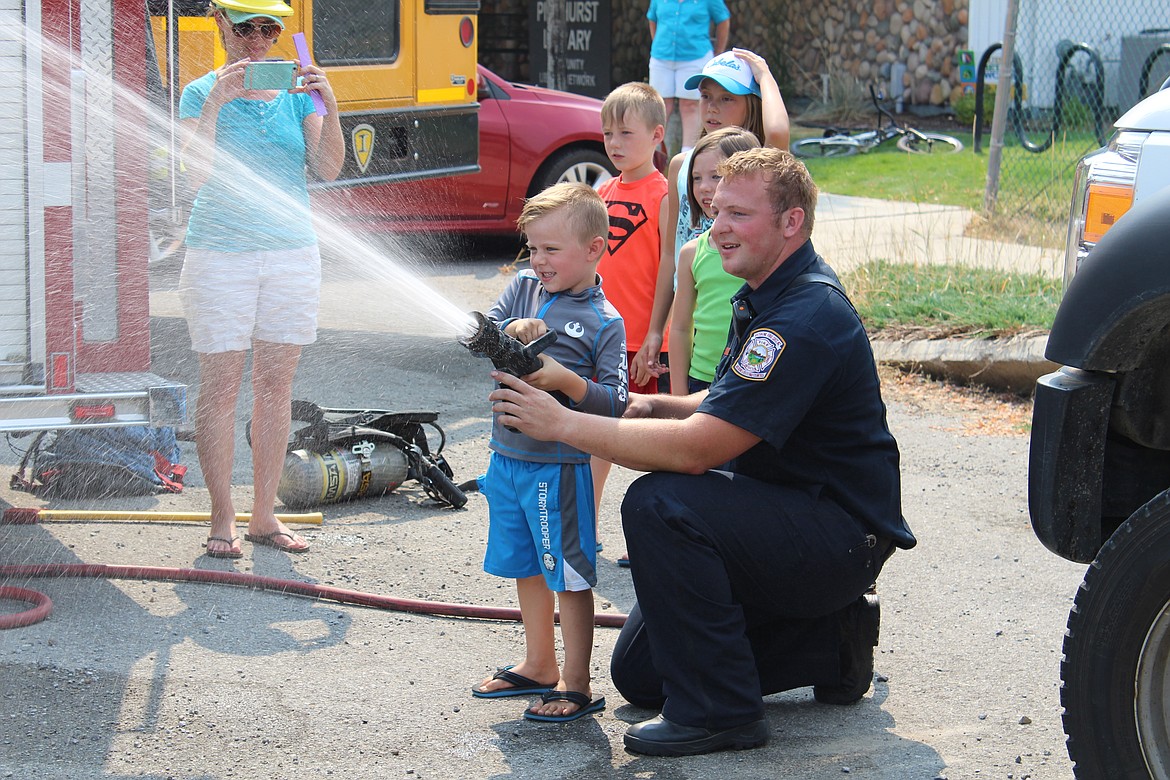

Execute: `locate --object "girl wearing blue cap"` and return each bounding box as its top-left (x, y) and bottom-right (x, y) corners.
top-left (178, 1), bottom-right (344, 559)
top-left (646, 0), bottom-right (731, 153)
top-left (630, 49), bottom-right (788, 401)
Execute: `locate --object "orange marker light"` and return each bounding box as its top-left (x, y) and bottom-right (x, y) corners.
top-left (1083, 183), bottom-right (1134, 244)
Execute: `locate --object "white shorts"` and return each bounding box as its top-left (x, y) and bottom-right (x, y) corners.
top-left (179, 245), bottom-right (322, 353)
top-left (649, 53), bottom-right (712, 100)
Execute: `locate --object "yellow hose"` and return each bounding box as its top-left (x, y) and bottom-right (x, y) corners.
top-left (3, 508), bottom-right (323, 525)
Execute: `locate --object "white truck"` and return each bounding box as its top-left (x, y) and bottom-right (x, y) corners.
top-left (0, 0), bottom-right (186, 434)
top-left (1029, 83), bottom-right (1170, 777)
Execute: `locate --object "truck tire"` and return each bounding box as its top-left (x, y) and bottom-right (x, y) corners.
top-left (1062, 487), bottom-right (1170, 779)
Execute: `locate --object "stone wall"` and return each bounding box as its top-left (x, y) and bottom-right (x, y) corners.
top-left (482, 0), bottom-right (970, 107)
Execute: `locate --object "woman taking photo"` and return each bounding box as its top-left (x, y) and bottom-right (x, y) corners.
top-left (178, 0), bottom-right (344, 558)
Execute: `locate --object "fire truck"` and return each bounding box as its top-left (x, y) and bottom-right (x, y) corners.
top-left (0, 0), bottom-right (478, 434)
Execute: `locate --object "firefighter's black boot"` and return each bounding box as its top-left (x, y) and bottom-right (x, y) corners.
top-left (813, 591), bottom-right (880, 705)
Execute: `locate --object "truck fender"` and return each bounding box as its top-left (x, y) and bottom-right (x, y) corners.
top-left (1029, 366), bottom-right (1113, 562)
top-left (1046, 184), bottom-right (1170, 372)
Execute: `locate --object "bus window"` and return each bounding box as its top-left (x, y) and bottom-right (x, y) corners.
top-left (147, 0), bottom-right (477, 192)
top-left (312, 0), bottom-right (399, 66)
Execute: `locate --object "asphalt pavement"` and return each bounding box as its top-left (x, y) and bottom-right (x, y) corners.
top-left (0, 199), bottom-right (1083, 779)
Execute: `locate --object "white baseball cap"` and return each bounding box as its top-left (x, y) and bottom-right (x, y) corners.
top-left (684, 53), bottom-right (761, 97)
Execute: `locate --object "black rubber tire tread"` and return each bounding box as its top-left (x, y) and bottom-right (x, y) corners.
top-left (792, 137), bottom-right (861, 158)
top-left (529, 147), bottom-right (616, 196)
top-left (1062, 487), bottom-right (1170, 779)
top-left (896, 132), bottom-right (964, 154)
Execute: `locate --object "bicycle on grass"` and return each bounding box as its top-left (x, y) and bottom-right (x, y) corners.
top-left (792, 85), bottom-right (964, 158)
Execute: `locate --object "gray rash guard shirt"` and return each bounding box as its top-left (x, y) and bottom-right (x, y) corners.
top-left (486, 270), bottom-right (628, 464)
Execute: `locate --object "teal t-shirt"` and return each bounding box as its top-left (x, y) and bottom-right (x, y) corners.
top-left (180, 71), bottom-right (317, 251)
top-left (689, 229), bottom-right (744, 382)
top-left (647, 0), bottom-right (730, 61)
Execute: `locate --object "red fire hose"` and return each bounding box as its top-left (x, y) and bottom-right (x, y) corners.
top-left (0, 563), bottom-right (628, 630)
top-left (0, 585), bottom-right (53, 628)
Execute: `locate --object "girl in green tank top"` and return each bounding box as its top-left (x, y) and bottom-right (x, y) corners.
top-left (668, 127), bottom-right (761, 393)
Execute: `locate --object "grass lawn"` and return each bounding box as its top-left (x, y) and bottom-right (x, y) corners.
top-left (842, 259), bottom-right (1061, 336)
top-left (795, 128), bottom-right (987, 210)
top-left (788, 124), bottom-right (1085, 335)
top-left (781, 120), bottom-right (1109, 334)
top-left (792, 124), bottom-right (1101, 233)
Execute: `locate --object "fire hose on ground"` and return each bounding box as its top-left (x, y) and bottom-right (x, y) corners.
top-left (1, 314), bottom-right (627, 632)
top-left (0, 506), bottom-right (628, 631)
top-left (0, 563), bottom-right (628, 630)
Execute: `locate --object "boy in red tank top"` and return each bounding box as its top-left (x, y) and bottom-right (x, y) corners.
top-left (597, 82), bottom-right (670, 395)
top-left (595, 82), bottom-right (669, 564)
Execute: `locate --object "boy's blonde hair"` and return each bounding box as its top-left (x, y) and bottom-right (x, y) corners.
top-left (717, 147), bottom-right (818, 236)
top-left (686, 126), bottom-right (761, 229)
top-left (518, 182), bottom-right (610, 248)
top-left (601, 82), bottom-right (667, 131)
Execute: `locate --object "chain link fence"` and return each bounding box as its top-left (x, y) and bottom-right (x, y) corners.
top-left (977, 0), bottom-right (1170, 242)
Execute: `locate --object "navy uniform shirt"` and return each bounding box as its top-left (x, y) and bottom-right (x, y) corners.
top-left (698, 240), bottom-right (916, 549)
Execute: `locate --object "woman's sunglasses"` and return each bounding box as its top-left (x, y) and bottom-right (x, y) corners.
top-left (231, 20), bottom-right (282, 39)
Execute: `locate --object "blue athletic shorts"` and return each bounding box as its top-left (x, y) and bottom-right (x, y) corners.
top-left (479, 452), bottom-right (597, 592)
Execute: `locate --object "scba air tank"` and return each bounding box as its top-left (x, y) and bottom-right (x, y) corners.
top-left (277, 439), bottom-right (409, 510)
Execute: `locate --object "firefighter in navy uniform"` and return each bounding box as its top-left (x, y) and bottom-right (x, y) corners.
top-left (488, 147), bottom-right (916, 757)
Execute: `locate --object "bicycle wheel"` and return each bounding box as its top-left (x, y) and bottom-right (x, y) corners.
top-left (896, 132), bottom-right (964, 154)
top-left (792, 137), bottom-right (862, 158)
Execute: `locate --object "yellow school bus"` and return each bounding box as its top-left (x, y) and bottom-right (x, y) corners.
top-left (147, 0), bottom-right (479, 187)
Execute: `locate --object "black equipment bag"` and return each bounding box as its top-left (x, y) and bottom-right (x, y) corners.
top-left (11, 426), bottom-right (186, 498)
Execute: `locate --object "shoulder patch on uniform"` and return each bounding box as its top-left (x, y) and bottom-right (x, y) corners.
top-left (732, 329), bottom-right (785, 381)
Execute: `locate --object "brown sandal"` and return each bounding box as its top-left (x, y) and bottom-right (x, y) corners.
top-left (204, 535), bottom-right (243, 559)
top-left (244, 531), bottom-right (309, 553)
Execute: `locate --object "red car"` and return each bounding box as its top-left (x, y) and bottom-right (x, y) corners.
top-left (322, 65), bottom-right (617, 235)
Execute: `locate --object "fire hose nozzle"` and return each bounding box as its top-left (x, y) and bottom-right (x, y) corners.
top-left (458, 312), bottom-right (558, 377)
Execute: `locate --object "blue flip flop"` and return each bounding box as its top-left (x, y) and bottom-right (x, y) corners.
top-left (472, 666), bottom-right (556, 699)
top-left (523, 690), bottom-right (606, 722)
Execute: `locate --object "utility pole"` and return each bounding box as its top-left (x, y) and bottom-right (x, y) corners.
top-left (984, 0), bottom-right (1020, 213)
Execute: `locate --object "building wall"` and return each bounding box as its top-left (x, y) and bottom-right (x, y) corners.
top-left (971, 0), bottom-right (1170, 111)
top-left (0, 0), bottom-right (29, 370)
top-left (481, 0), bottom-right (971, 107)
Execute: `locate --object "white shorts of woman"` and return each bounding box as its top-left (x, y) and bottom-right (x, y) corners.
top-left (649, 52), bottom-right (712, 100)
top-left (180, 245), bottom-right (322, 353)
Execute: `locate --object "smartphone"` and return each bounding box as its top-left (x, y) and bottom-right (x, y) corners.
top-left (243, 60), bottom-right (297, 91)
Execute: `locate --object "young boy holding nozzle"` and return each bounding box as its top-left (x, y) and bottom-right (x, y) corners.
top-left (592, 82), bottom-right (670, 565)
top-left (470, 183), bottom-right (628, 723)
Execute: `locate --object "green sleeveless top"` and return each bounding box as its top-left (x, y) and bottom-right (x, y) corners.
top-left (689, 230), bottom-right (744, 382)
